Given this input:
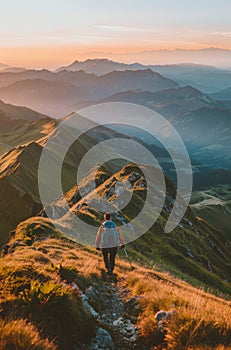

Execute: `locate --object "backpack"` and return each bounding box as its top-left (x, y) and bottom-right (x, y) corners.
top-left (101, 220), bottom-right (119, 248)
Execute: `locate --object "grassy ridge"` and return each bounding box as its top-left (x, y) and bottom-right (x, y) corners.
top-left (51, 163), bottom-right (231, 293)
top-left (0, 217), bottom-right (230, 349)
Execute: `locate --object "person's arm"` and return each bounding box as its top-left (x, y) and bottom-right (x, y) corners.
top-left (116, 227), bottom-right (125, 248)
top-left (95, 226), bottom-right (103, 249)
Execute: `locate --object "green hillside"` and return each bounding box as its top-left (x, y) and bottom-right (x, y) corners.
top-left (43, 163), bottom-right (231, 294)
top-left (0, 113), bottom-right (56, 155)
top-left (0, 114), bottom-right (161, 244)
top-left (0, 216), bottom-right (230, 350)
top-left (0, 114), bottom-right (230, 350)
top-left (191, 185), bottom-right (231, 240)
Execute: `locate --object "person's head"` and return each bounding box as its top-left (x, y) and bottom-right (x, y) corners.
top-left (104, 213), bottom-right (112, 221)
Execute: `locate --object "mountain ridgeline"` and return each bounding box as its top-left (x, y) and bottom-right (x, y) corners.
top-left (0, 60), bottom-right (230, 349)
top-left (0, 60), bottom-right (230, 173)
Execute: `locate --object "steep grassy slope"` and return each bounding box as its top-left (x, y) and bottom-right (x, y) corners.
top-left (191, 185), bottom-right (231, 240)
top-left (42, 163), bottom-right (231, 293)
top-left (0, 216), bottom-right (230, 350)
top-left (0, 143), bottom-right (44, 243)
top-left (0, 113), bottom-right (229, 293)
top-left (0, 113), bottom-right (170, 244)
top-left (0, 125), bottom-right (115, 243)
top-left (0, 112), bottom-right (59, 242)
top-left (1, 119), bottom-right (230, 289)
top-left (0, 99), bottom-right (56, 155)
top-left (0, 115), bottom-right (57, 155)
top-left (0, 218), bottom-right (95, 350)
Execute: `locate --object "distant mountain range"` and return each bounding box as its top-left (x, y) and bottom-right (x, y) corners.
top-left (0, 58), bottom-right (229, 178)
top-left (0, 63), bottom-right (9, 70)
top-left (0, 60), bottom-right (230, 118)
top-left (98, 85), bottom-right (216, 116)
top-left (0, 63), bottom-right (230, 169)
top-left (55, 58), bottom-right (231, 93)
top-left (0, 79), bottom-right (86, 117)
top-left (0, 62), bottom-right (26, 73)
top-left (0, 57), bottom-right (230, 347)
top-left (0, 69), bottom-right (177, 116)
top-left (0, 99), bottom-right (48, 121)
top-left (96, 87), bottom-right (231, 168)
top-left (210, 87), bottom-right (231, 101)
top-left (0, 69), bottom-right (95, 89)
top-left (55, 58), bottom-right (144, 75)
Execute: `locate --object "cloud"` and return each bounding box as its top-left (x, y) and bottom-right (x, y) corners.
top-left (95, 25), bottom-right (158, 33)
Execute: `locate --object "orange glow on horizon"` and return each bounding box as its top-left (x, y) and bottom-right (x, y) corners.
top-left (0, 43), bottom-right (231, 69)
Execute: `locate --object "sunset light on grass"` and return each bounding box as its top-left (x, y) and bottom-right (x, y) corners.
top-left (0, 1), bottom-right (230, 349)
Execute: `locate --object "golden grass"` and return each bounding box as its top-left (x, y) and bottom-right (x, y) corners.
top-left (1, 222), bottom-right (230, 349)
top-left (117, 267), bottom-right (231, 349)
top-left (0, 319), bottom-right (57, 350)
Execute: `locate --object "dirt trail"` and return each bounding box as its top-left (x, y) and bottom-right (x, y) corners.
top-left (81, 271), bottom-right (139, 350)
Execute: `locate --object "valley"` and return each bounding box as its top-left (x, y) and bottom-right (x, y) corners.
top-left (0, 58), bottom-right (230, 350)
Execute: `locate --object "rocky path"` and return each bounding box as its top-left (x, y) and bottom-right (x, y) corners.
top-left (79, 272), bottom-right (139, 350)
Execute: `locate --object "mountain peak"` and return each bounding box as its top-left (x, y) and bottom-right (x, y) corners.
top-left (0, 62), bottom-right (9, 70)
top-left (0, 99), bottom-right (49, 121)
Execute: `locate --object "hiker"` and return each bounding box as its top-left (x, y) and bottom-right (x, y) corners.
top-left (96, 213), bottom-right (125, 275)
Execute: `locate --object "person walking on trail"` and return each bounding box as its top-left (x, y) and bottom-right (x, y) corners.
top-left (96, 213), bottom-right (125, 275)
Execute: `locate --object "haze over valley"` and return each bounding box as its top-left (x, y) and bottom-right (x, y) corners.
top-left (0, 1), bottom-right (230, 348)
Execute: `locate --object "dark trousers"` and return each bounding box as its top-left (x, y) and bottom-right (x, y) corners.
top-left (102, 247), bottom-right (117, 272)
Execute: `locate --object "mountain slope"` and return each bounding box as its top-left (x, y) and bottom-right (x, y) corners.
top-left (0, 112), bottom-right (56, 241)
top-left (0, 63), bottom-right (9, 71)
top-left (191, 185), bottom-right (231, 240)
top-left (0, 115), bottom-right (57, 155)
top-left (42, 163), bottom-right (231, 292)
top-left (93, 69), bottom-right (177, 98)
top-left (98, 86), bottom-right (216, 117)
top-left (174, 107), bottom-right (231, 167)
top-left (96, 87), bottom-right (231, 168)
top-left (0, 67), bottom-right (27, 73)
top-left (0, 142), bottom-right (46, 242)
top-left (1, 216), bottom-right (230, 349)
top-left (210, 87), bottom-right (231, 101)
top-left (0, 69), bottom-right (96, 89)
top-left (0, 69), bottom-right (55, 88)
top-left (0, 69), bottom-right (178, 116)
top-left (1, 117), bottom-right (230, 289)
top-left (0, 116), bottom-right (140, 243)
top-left (0, 99), bottom-right (48, 121)
top-left (55, 58), bottom-right (146, 75)
top-left (0, 79), bottom-right (87, 117)
top-left (55, 58), bottom-right (231, 92)
top-left (0, 110), bottom-right (229, 287)
top-left (152, 64), bottom-right (231, 93)
top-left (0, 99), bottom-right (55, 154)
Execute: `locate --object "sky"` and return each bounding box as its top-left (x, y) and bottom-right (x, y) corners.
top-left (0, 0), bottom-right (231, 68)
